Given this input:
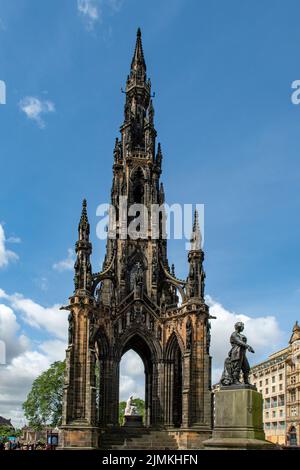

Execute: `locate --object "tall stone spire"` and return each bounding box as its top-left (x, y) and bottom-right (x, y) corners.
top-left (74, 199), bottom-right (93, 293)
top-left (130, 27), bottom-right (146, 81)
top-left (187, 209), bottom-right (205, 300)
top-left (190, 209), bottom-right (202, 251)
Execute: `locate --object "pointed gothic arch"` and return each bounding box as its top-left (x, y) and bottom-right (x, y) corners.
top-left (130, 166), bottom-right (145, 204)
top-left (165, 332), bottom-right (184, 428)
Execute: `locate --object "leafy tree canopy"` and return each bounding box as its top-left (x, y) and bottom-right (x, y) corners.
top-left (23, 361), bottom-right (65, 430)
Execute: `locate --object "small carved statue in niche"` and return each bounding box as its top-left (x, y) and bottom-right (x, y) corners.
top-left (134, 262), bottom-right (144, 299)
top-left (68, 312), bottom-right (74, 345)
top-left (206, 320), bottom-right (211, 354)
top-left (186, 318), bottom-right (192, 350)
top-left (157, 325), bottom-right (162, 341)
top-left (122, 314), bottom-right (127, 330)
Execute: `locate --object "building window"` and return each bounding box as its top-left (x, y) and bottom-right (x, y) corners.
top-left (265, 398), bottom-right (270, 409)
top-left (272, 386), bottom-right (276, 393)
top-left (291, 375), bottom-right (296, 385)
top-left (279, 373), bottom-right (283, 381)
top-left (278, 421), bottom-right (285, 430)
top-left (279, 409), bottom-right (284, 417)
top-left (266, 411), bottom-right (269, 418)
top-left (278, 395), bottom-right (285, 406)
top-left (291, 406), bottom-right (298, 417)
top-left (265, 378), bottom-right (269, 385)
top-left (259, 380), bottom-right (263, 387)
top-left (265, 388), bottom-right (269, 395)
top-left (265, 422), bottom-right (271, 430)
top-left (290, 390), bottom-right (296, 403)
top-left (272, 410), bottom-right (276, 418)
top-left (272, 376), bottom-right (275, 383)
top-left (271, 397), bottom-right (277, 408)
top-left (279, 384), bottom-right (283, 391)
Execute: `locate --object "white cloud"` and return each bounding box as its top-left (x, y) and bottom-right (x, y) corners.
top-left (107, 0), bottom-right (124, 13)
top-left (0, 350), bottom-right (57, 428)
top-left (19, 96), bottom-right (55, 128)
top-left (207, 296), bottom-right (283, 384)
top-left (0, 304), bottom-right (30, 364)
top-left (119, 351), bottom-right (145, 401)
top-left (38, 339), bottom-right (67, 363)
top-left (0, 224), bottom-right (19, 268)
top-left (53, 248), bottom-right (75, 272)
top-left (0, 290), bottom-right (68, 427)
top-left (7, 236), bottom-right (21, 244)
top-left (77, 0), bottom-right (124, 30)
top-left (78, 0), bottom-right (100, 30)
top-left (0, 289), bottom-right (68, 341)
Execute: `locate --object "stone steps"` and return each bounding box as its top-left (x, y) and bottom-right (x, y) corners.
top-left (100, 428), bottom-right (178, 450)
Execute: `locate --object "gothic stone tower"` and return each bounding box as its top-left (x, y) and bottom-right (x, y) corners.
top-left (59, 29), bottom-right (212, 449)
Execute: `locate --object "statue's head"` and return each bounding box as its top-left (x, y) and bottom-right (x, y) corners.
top-left (234, 321), bottom-right (244, 332)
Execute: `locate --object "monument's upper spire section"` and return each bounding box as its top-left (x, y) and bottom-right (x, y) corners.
top-left (130, 28), bottom-right (146, 81)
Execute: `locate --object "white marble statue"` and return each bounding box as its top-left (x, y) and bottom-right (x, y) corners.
top-left (124, 395), bottom-right (139, 416)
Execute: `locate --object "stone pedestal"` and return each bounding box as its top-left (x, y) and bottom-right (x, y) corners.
top-left (203, 387), bottom-right (276, 449)
top-left (123, 415), bottom-right (143, 427)
top-left (58, 424), bottom-right (99, 449)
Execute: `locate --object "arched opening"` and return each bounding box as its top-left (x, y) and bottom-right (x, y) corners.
top-left (119, 350), bottom-right (145, 424)
top-left (131, 167), bottom-right (144, 204)
top-left (119, 333), bottom-right (155, 427)
top-left (165, 333), bottom-right (183, 428)
top-left (288, 426), bottom-right (298, 446)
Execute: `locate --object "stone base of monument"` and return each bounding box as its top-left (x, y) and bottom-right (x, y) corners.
top-left (203, 386), bottom-right (277, 450)
top-left (123, 415), bottom-right (143, 427)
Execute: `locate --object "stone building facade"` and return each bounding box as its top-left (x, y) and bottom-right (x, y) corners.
top-left (59, 30), bottom-right (212, 449)
top-left (249, 321), bottom-right (300, 446)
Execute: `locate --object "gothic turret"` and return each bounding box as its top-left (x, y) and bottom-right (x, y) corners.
top-left (130, 27), bottom-right (146, 83)
top-left (122, 28), bottom-right (155, 155)
top-left (74, 199), bottom-right (93, 293)
top-left (187, 209), bottom-right (205, 300)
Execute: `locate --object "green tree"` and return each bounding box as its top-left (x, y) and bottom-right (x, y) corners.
top-left (0, 426), bottom-right (21, 442)
top-left (119, 398), bottom-right (145, 424)
top-left (23, 361), bottom-right (65, 429)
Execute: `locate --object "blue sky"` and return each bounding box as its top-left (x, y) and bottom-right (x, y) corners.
top-left (0, 0), bottom-right (300, 424)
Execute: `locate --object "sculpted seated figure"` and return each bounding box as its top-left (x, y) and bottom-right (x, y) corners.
top-left (124, 395), bottom-right (139, 416)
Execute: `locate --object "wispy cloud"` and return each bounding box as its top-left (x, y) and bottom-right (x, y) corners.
top-left (0, 224), bottom-right (19, 268)
top-left (77, 0), bottom-right (101, 30)
top-left (34, 277), bottom-right (48, 292)
top-left (77, 0), bottom-right (124, 31)
top-left (53, 248), bottom-right (75, 272)
top-left (7, 236), bottom-right (21, 244)
top-left (19, 96), bottom-right (55, 128)
top-left (107, 0), bottom-right (124, 13)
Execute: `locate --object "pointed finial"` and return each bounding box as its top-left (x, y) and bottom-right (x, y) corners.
top-left (80, 198), bottom-right (88, 225)
top-left (131, 27), bottom-right (146, 75)
top-left (190, 209), bottom-right (202, 251)
top-left (156, 143), bottom-right (163, 166)
top-left (171, 263), bottom-right (175, 276)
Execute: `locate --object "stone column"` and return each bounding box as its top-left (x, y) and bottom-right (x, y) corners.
top-left (59, 295), bottom-right (99, 449)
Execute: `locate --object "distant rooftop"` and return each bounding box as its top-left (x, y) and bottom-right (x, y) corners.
top-left (0, 416), bottom-right (13, 428)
